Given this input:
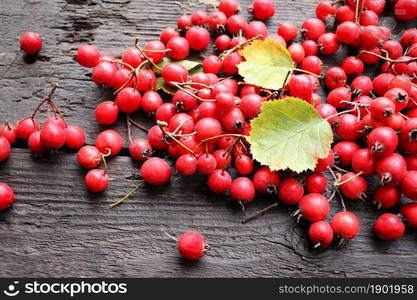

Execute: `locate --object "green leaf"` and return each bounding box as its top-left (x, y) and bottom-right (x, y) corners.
top-left (153, 57), bottom-right (201, 74)
top-left (156, 77), bottom-right (165, 90)
top-left (237, 38), bottom-right (295, 90)
top-left (189, 64), bottom-right (203, 75)
top-left (156, 77), bottom-right (179, 95)
top-left (156, 77), bottom-right (177, 95)
top-left (248, 97), bottom-right (333, 173)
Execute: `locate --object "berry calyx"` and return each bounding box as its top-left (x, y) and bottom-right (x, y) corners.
top-left (129, 138), bottom-right (152, 161)
top-left (253, 167), bottom-right (280, 195)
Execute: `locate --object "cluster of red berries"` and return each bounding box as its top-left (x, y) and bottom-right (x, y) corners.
top-left (0, 85), bottom-right (85, 210)
top-left (73, 0), bottom-right (283, 203)
top-left (72, 0), bottom-right (416, 252)
top-left (0, 84), bottom-right (87, 210)
top-left (311, 0), bottom-right (417, 244)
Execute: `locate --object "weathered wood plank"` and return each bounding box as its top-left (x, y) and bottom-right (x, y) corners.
top-left (0, 0), bottom-right (417, 278)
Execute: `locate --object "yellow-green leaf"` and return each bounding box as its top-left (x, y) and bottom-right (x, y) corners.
top-left (237, 38), bottom-right (295, 90)
top-left (248, 97), bottom-right (333, 173)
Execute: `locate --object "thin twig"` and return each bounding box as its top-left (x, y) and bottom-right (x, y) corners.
top-left (359, 50), bottom-right (417, 64)
top-left (135, 39), bottom-right (162, 71)
top-left (110, 182), bottom-right (145, 208)
top-left (334, 171), bottom-right (364, 187)
top-left (170, 82), bottom-right (215, 102)
top-left (241, 202), bottom-right (279, 224)
top-left (129, 117), bottom-right (149, 133)
top-left (193, 134), bottom-right (246, 154)
top-left (219, 35), bottom-right (261, 59)
top-left (126, 115), bottom-right (133, 143)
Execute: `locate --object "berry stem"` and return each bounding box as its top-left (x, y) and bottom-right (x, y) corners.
top-left (405, 44), bottom-right (417, 56)
top-left (354, 0), bottom-right (360, 24)
top-left (294, 68), bottom-right (321, 78)
top-left (100, 153), bottom-right (109, 171)
top-left (325, 107), bottom-right (358, 121)
top-left (169, 133), bottom-right (194, 153)
top-left (327, 166), bottom-right (339, 181)
top-left (169, 131), bottom-right (196, 138)
top-left (100, 148), bottom-right (112, 172)
top-left (175, 81), bottom-right (212, 89)
top-left (48, 98), bottom-right (67, 127)
top-left (241, 202), bottom-right (279, 224)
top-left (157, 121), bottom-right (194, 153)
top-left (336, 189), bottom-right (347, 212)
top-left (340, 100), bottom-right (370, 107)
top-left (193, 133), bottom-right (246, 154)
top-left (359, 50), bottom-right (417, 64)
top-left (328, 189), bottom-right (337, 202)
top-left (30, 84), bottom-right (67, 126)
top-left (128, 116), bottom-right (150, 133)
top-left (135, 38), bottom-right (162, 71)
top-left (170, 82), bottom-right (215, 102)
top-left (31, 98), bottom-right (48, 119)
top-left (143, 48), bottom-right (172, 53)
top-left (222, 136), bottom-right (243, 169)
top-left (334, 171), bottom-right (364, 187)
top-left (399, 112), bottom-right (410, 120)
top-left (110, 181), bottom-right (145, 208)
top-left (171, 117), bottom-right (192, 135)
top-left (333, 164), bottom-right (349, 173)
top-left (164, 231), bottom-right (178, 242)
top-left (114, 60), bottom-right (148, 95)
top-left (219, 35), bottom-right (261, 59)
top-left (126, 115), bottom-right (133, 143)
top-left (101, 58), bottom-right (134, 70)
top-left (47, 83), bottom-right (58, 99)
top-left (239, 139), bottom-right (249, 153)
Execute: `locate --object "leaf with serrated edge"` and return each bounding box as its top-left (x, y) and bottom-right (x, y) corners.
top-left (248, 97), bottom-right (333, 173)
top-left (237, 38), bottom-right (295, 90)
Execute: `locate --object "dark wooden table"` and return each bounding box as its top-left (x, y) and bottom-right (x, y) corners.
top-left (1, 0), bottom-right (417, 278)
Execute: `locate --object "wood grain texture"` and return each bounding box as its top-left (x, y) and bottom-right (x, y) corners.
top-left (1, 0), bottom-right (417, 278)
